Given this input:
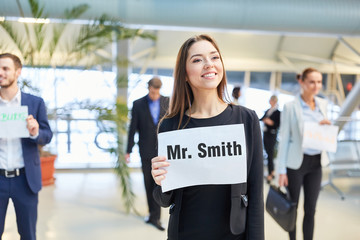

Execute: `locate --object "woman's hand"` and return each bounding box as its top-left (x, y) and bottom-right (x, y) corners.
top-left (125, 153), bottom-right (130, 164)
top-left (263, 117), bottom-right (274, 126)
top-left (151, 156), bottom-right (170, 186)
top-left (278, 174), bottom-right (288, 187)
top-left (319, 119), bottom-right (331, 125)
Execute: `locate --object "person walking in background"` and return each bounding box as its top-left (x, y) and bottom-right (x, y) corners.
top-left (296, 73), bottom-right (301, 82)
top-left (231, 85), bottom-right (241, 105)
top-left (125, 77), bottom-right (169, 231)
top-left (0, 53), bottom-right (53, 240)
top-left (277, 68), bottom-right (331, 240)
top-left (260, 95), bottom-right (280, 183)
top-left (151, 35), bottom-right (264, 240)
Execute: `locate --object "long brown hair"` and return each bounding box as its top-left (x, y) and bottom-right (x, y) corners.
top-left (164, 34), bottom-right (229, 129)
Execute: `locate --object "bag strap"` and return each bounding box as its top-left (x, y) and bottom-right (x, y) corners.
top-left (271, 185), bottom-right (292, 201)
top-left (284, 187), bottom-right (291, 200)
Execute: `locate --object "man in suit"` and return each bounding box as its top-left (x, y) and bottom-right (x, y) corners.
top-left (0, 53), bottom-right (53, 240)
top-left (126, 77), bottom-right (169, 231)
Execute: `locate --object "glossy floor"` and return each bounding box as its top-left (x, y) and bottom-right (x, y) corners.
top-left (3, 169), bottom-right (360, 240)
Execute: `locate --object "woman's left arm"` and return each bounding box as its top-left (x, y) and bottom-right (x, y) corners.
top-left (247, 111), bottom-right (264, 240)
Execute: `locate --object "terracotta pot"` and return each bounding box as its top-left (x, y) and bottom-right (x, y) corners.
top-left (40, 155), bottom-right (56, 186)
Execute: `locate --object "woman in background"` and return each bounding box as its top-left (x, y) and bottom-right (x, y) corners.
top-left (231, 86), bottom-right (241, 105)
top-left (278, 68), bottom-right (331, 240)
top-left (151, 34), bottom-right (264, 240)
top-left (260, 95), bottom-right (280, 183)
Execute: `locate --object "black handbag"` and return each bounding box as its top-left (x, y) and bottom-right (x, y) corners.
top-left (265, 185), bottom-right (297, 232)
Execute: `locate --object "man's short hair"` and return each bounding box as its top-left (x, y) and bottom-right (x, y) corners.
top-left (148, 77), bottom-right (162, 89)
top-left (0, 53), bottom-right (22, 70)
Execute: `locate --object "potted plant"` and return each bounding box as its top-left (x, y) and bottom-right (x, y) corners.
top-left (38, 145), bottom-right (57, 186)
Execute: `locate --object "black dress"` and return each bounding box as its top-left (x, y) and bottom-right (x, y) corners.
top-left (154, 104), bottom-right (264, 240)
top-left (260, 108), bottom-right (280, 175)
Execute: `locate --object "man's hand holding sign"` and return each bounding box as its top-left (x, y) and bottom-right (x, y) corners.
top-left (0, 106), bottom-right (29, 138)
top-left (152, 124), bottom-right (247, 192)
top-left (0, 106), bottom-right (39, 138)
top-left (26, 114), bottom-right (39, 137)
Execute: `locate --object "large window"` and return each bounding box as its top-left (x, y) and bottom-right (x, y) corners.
top-left (281, 72), bottom-right (299, 93)
top-left (340, 74), bottom-right (356, 97)
top-left (250, 72), bottom-right (271, 90)
top-left (226, 71), bottom-right (245, 86)
top-left (21, 67), bottom-right (117, 168)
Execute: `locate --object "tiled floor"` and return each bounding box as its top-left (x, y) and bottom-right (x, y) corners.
top-left (3, 168), bottom-right (360, 240)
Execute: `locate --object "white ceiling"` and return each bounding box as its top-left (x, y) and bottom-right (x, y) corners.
top-left (1, 0), bottom-right (360, 74)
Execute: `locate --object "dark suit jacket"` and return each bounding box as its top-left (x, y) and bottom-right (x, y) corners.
top-left (21, 92), bottom-right (53, 194)
top-left (126, 95), bottom-right (169, 161)
top-left (260, 108), bottom-right (280, 133)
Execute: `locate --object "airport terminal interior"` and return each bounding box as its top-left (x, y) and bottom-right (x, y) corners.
top-left (1, 0), bottom-right (360, 239)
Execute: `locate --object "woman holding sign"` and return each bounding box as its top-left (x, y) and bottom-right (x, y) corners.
top-left (277, 68), bottom-right (331, 240)
top-left (151, 35), bottom-right (264, 240)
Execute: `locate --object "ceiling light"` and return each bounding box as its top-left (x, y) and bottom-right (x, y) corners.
top-left (18, 17), bottom-right (50, 24)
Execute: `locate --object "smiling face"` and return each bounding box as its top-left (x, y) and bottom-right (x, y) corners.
top-left (0, 57), bottom-right (21, 89)
top-left (185, 40), bottom-right (224, 93)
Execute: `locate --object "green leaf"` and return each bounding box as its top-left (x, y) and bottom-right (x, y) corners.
top-left (64, 4), bottom-right (90, 19)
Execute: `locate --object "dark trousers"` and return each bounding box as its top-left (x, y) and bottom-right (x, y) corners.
top-left (263, 132), bottom-right (277, 175)
top-left (0, 173), bottom-right (38, 240)
top-left (287, 154), bottom-right (322, 240)
top-left (141, 158), bottom-right (161, 222)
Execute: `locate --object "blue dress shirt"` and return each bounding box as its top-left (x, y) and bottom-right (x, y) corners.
top-left (147, 95), bottom-right (160, 124)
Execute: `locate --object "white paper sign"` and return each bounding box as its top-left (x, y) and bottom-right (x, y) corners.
top-left (302, 122), bottom-right (339, 153)
top-left (0, 106), bottom-right (29, 138)
top-left (158, 124), bottom-right (247, 192)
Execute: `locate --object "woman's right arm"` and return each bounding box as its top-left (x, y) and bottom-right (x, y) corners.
top-left (152, 156), bottom-right (174, 207)
top-left (151, 156), bottom-right (169, 186)
top-left (277, 104), bottom-right (291, 187)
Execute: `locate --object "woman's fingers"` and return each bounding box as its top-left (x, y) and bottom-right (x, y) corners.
top-left (151, 156), bottom-right (169, 169)
top-left (152, 156), bottom-right (167, 163)
top-left (319, 119), bottom-right (331, 125)
top-left (152, 169), bottom-right (167, 186)
top-left (151, 156), bottom-right (169, 186)
top-left (152, 168), bottom-right (167, 176)
top-left (278, 174), bottom-right (288, 187)
top-left (152, 161), bottom-right (169, 169)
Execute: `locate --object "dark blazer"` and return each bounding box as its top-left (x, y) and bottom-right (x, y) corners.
top-left (260, 108), bottom-right (280, 133)
top-left (153, 105), bottom-right (264, 240)
top-left (126, 95), bottom-right (169, 160)
top-left (21, 92), bottom-right (53, 194)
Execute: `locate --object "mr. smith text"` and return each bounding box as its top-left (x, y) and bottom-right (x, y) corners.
top-left (167, 141), bottom-right (242, 160)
